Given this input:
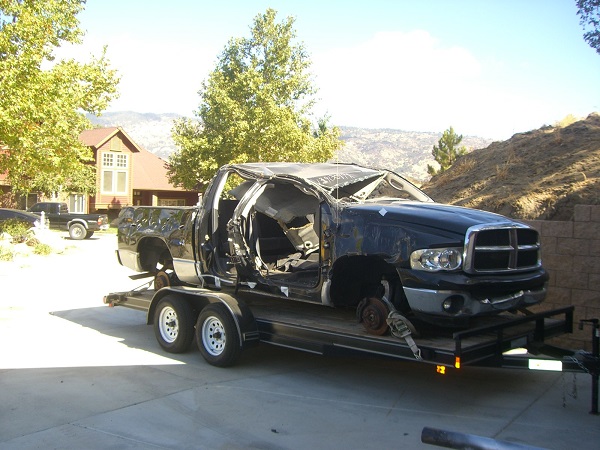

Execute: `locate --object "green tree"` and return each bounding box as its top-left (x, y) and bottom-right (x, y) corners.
top-left (427, 126), bottom-right (467, 176)
top-left (0, 0), bottom-right (119, 195)
top-left (169, 8), bottom-right (342, 190)
top-left (576, 0), bottom-right (600, 55)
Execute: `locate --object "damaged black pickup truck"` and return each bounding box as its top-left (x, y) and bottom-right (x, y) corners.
top-left (116, 162), bottom-right (548, 331)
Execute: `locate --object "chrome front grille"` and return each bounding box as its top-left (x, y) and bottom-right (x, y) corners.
top-left (463, 224), bottom-right (541, 274)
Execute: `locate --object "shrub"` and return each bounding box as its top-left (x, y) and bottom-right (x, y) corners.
top-left (33, 243), bottom-right (52, 256)
top-left (0, 219), bottom-right (32, 243)
top-left (554, 114), bottom-right (579, 128)
top-left (0, 219), bottom-right (55, 259)
top-left (0, 246), bottom-right (14, 261)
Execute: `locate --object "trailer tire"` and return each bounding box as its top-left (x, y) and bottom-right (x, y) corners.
top-left (153, 295), bottom-right (194, 353)
top-left (196, 303), bottom-right (241, 367)
top-left (69, 223), bottom-right (86, 240)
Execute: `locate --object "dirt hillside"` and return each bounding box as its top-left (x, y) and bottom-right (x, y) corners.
top-left (422, 113), bottom-right (600, 221)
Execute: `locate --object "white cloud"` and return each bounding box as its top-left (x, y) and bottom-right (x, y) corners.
top-left (311, 30), bottom-right (552, 139)
top-left (313, 31), bottom-right (478, 125)
top-left (54, 34), bottom-right (218, 115)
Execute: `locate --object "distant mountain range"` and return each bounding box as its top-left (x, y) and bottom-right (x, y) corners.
top-left (89, 112), bottom-right (181, 160)
top-left (89, 111), bottom-right (494, 182)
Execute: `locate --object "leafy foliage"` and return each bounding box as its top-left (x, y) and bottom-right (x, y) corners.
top-left (0, 0), bottom-right (120, 195)
top-left (427, 127), bottom-right (467, 176)
top-left (576, 0), bottom-right (600, 55)
top-left (169, 9), bottom-right (343, 190)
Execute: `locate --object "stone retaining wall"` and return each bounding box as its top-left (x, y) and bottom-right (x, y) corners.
top-left (525, 205), bottom-right (600, 351)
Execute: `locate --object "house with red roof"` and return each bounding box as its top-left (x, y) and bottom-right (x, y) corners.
top-left (1, 127), bottom-right (199, 220)
top-left (80, 127), bottom-right (199, 220)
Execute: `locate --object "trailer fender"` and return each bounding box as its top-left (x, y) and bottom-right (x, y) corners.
top-left (147, 287), bottom-right (260, 348)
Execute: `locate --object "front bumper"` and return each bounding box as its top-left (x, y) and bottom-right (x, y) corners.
top-left (403, 284), bottom-right (547, 317)
top-left (398, 268), bottom-right (549, 319)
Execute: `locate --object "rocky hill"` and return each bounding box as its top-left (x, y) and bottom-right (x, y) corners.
top-left (422, 113), bottom-right (600, 221)
top-left (89, 112), bottom-right (492, 182)
top-left (334, 127), bottom-right (491, 181)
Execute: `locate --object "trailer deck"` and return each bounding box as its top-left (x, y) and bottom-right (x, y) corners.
top-left (239, 293), bottom-right (573, 368)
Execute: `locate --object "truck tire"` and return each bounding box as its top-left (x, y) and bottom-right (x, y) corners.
top-left (85, 231), bottom-right (94, 239)
top-left (153, 295), bottom-right (194, 353)
top-left (196, 303), bottom-right (241, 367)
top-left (69, 223), bottom-right (86, 240)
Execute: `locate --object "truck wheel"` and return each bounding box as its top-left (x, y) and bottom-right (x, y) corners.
top-left (357, 297), bottom-right (390, 335)
top-left (196, 303), bottom-right (241, 367)
top-left (154, 271), bottom-right (171, 290)
top-left (85, 231), bottom-right (94, 239)
top-left (69, 223), bottom-right (86, 240)
top-left (153, 295), bottom-right (194, 353)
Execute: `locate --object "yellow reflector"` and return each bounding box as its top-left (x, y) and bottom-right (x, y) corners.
top-left (436, 365), bottom-right (446, 375)
top-left (455, 357), bottom-right (461, 369)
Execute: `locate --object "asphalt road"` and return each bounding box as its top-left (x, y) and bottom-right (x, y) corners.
top-left (1, 232), bottom-right (598, 449)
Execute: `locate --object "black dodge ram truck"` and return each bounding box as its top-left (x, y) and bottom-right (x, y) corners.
top-left (116, 163), bottom-right (548, 330)
top-left (29, 202), bottom-right (109, 240)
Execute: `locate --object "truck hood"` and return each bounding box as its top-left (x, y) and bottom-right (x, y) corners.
top-left (345, 201), bottom-right (519, 235)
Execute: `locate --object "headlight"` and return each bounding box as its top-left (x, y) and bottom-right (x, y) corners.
top-left (410, 248), bottom-right (463, 272)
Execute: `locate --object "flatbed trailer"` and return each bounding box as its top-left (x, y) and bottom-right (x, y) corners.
top-left (103, 285), bottom-right (573, 368)
top-left (104, 284), bottom-right (599, 413)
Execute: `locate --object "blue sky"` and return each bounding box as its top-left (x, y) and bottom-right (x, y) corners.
top-left (63, 0), bottom-right (600, 140)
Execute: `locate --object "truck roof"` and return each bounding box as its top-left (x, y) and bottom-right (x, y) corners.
top-left (229, 162), bottom-right (384, 190)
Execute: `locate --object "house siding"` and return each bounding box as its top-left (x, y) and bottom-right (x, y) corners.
top-left (92, 135), bottom-right (135, 210)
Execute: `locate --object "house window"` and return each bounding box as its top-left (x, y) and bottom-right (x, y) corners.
top-left (101, 152), bottom-right (128, 195)
top-left (69, 194), bottom-right (86, 213)
top-left (116, 154), bottom-right (127, 167)
top-left (158, 199), bottom-right (186, 206)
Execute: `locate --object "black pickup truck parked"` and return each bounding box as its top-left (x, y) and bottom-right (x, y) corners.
top-left (116, 162), bottom-right (548, 331)
top-left (29, 202), bottom-right (109, 240)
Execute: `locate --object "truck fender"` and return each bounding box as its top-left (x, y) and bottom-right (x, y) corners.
top-left (67, 218), bottom-right (88, 229)
top-left (147, 287), bottom-right (260, 348)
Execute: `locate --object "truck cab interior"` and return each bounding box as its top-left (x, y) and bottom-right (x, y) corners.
top-left (211, 173), bottom-right (322, 288)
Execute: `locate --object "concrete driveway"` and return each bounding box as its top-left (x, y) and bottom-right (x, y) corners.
top-left (1, 233), bottom-right (598, 449)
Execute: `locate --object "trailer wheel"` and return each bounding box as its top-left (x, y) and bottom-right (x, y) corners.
top-left (153, 295), bottom-right (194, 353)
top-left (196, 303), bottom-right (241, 367)
top-left (69, 223), bottom-right (86, 240)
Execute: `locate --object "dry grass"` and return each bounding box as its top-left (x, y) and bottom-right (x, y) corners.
top-left (494, 146), bottom-right (521, 180)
